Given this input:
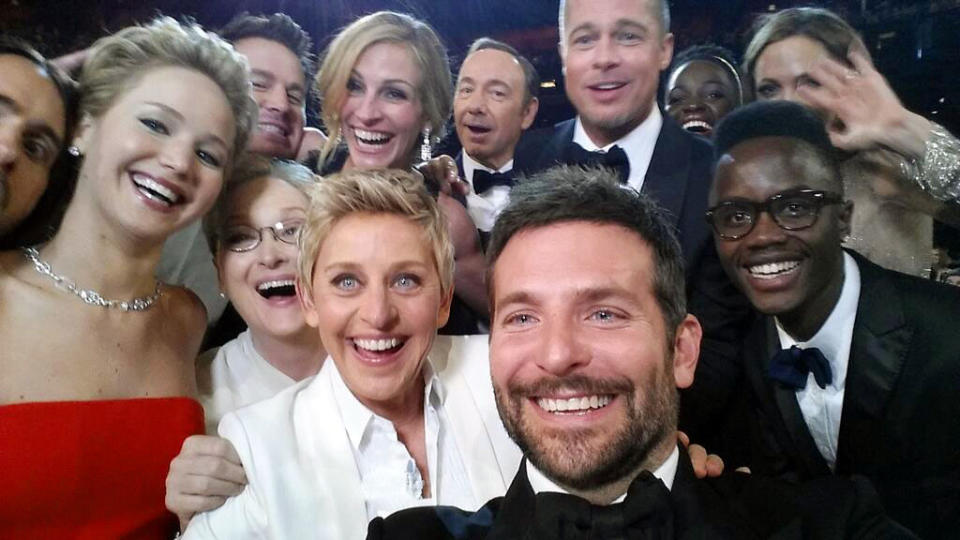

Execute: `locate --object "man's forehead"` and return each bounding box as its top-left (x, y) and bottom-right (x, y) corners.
top-left (565, 0), bottom-right (660, 31)
top-left (0, 55), bottom-right (65, 138)
top-left (234, 37), bottom-right (305, 82)
top-left (460, 49), bottom-right (523, 83)
top-left (714, 138), bottom-right (836, 199)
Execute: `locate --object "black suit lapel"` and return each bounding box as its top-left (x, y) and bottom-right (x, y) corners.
top-left (745, 316), bottom-right (832, 477)
top-left (641, 117), bottom-right (691, 228)
top-left (835, 253), bottom-right (911, 474)
top-left (455, 152), bottom-right (466, 182)
top-left (485, 461), bottom-right (537, 540)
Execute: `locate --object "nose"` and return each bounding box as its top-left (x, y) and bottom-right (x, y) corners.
top-left (256, 230), bottom-right (290, 268)
top-left (354, 92), bottom-right (383, 125)
top-left (592, 36), bottom-right (621, 70)
top-left (260, 83), bottom-right (291, 115)
top-left (0, 122), bottom-right (22, 173)
top-left (536, 314), bottom-right (589, 377)
top-left (681, 99), bottom-right (706, 114)
top-left (745, 209), bottom-right (788, 247)
top-left (360, 283), bottom-right (398, 329)
top-left (158, 136), bottom-right (193, 177)
top-left (465, 89), bottom-right (487, 115)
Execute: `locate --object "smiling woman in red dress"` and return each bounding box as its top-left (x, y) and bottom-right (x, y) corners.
top-left (0, 17), bottom-right (255, 538)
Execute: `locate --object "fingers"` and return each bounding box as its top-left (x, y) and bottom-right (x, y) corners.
top-left (705, 454), bottom-right (725, 478)
top-left (181, 435), bottom-right (243, 466)
top-left (846, 46), bottom-right (874, 75)
top-left (165, 492), bottom-right (230, 516)
top-left (676, 430), bottom-right (690, 448)
top-left (735, 466), bottom-right (752, 474)
top-left (688, 444), bottom-right (708, 478)
top-left (168, 466), bottom-right (246, 498)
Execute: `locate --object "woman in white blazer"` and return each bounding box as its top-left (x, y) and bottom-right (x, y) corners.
top-left (183, 168), bottom-right (518, 539)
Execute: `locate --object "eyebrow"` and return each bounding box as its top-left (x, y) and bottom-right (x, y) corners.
top-left (144, 101), bottom-right (229, 151)
top-left (496, 285), bottom-right (635, 309)
top-left (0, 94), bottom-right (64, 150)
top-left (349, 70), bottom-right (417, 90)
top-left (251, 69), bottom-right (305, 92)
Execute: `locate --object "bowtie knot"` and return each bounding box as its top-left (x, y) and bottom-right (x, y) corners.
top-left (472, 169), bottom-right (514, 194)
top-left (769, 345), bottom-right (833, 390)
top-left (531, 470), bottom-right (674, 539)
top-left (563, 143), bottom-right (631, 184)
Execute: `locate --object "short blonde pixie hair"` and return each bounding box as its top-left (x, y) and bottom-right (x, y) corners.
top-left (315, 11), bottom-right (452, 166)
top-left (80, 16), bottom-right (257, 165)
top-left (297, 169), bottom-right (454, 300)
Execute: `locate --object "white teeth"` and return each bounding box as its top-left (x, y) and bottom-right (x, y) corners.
top-left (594, 82), bottom-right (623, 90)
top-left (259, 123), bottom-right (286, 136)
top-left (257, 279), bottom-right (295, 291)
top-left (683, 120), bottom-right (712, 132)
top-left (536, 395), bottom-right (612, 414)
top-left (354, 129), bottom-right (391, 144)
top-left (748, 260), bottom-right (800, 278)
top-left (354, 337), bottom-right (403, 352)
top-left (132, 174), bottom-right (180, 205)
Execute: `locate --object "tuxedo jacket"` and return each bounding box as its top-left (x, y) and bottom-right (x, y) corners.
top-left (367, 447), bottom-right (913, 539)
top-left (184, 335), bottom-right (521, 540)
top-left (517, 115), bottom-right (752, 427)
top-left (715, 252), bottom-right (960, 538)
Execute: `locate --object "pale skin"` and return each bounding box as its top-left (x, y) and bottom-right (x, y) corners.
top-left (0, 67), bottom-right (234, 405)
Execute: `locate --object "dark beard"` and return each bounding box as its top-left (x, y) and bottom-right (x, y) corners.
top-left (495, 371), bottom-right (677, 491)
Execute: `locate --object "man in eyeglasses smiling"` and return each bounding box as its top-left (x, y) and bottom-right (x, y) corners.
top-left (703, 100), bottom-right (960, 538)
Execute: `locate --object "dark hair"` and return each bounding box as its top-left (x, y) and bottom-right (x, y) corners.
top-left (713, 100), bottom-right (842, 192)
top-left (221, 12), bottom-right (315, 87)
top-left (465, 37), bottom-right (540, 104)
top-left (0, 37), bottom-right (79, 249)
top-left (487, 165), bottom-right (687, 337)
top-left (743, 7), bottom-right (865, 97)
top-left (667, 43), bottom-right (743, 104)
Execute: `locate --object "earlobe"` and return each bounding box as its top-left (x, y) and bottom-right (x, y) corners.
top-left (521, 98), bottom-right (540, 130)
top-left (72, 114), bottom-right (96, 155)
top-left (436, 285), bottom-right (454, 329)
top-left (672, 314), bottom-right (702, 389)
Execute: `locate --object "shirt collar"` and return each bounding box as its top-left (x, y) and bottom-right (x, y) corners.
top-left (571, 105), bottom-right (662, 184)
top-left (331, 356), bottom-right (445, 453)
top-left (776, 252), bottom-right (861, 369)
top-left (462, 151), bottom-right (514, 188)
top-left (526, 445), bottom-right (680, 501)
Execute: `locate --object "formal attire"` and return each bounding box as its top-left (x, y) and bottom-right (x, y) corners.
top-left (0, 398), bottom-right (204, 539)
top-left (367, 445), bottom-right (913, 539)
top-left (197, 329), bottom-right (296, 434)
top-left (457, 151), bottom-right (514, 234)
top-left (183, 335), bottom-right (520, 540)
top-left (519, 108), bottom-right (752, 436)
top-left (710, 251), bottom-right (960, 538)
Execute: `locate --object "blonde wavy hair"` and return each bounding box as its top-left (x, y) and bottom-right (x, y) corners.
top-left (79, 16), bottom-right (257, 165)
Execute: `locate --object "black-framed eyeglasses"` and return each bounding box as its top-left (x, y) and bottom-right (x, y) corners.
top-left (221, 220), bottom-right (304, 252)
top-left (705, 189), bottom-right (844, 240)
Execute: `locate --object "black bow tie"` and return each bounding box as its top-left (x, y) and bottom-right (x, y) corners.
top-left (769, 345), bottom-right (833, 390)
top-left (530, 471), bottom-right (674, 539)
top-left (472, 169), bottom-right (514, 194)
top-left (563, 143), bottom-right (631, 184)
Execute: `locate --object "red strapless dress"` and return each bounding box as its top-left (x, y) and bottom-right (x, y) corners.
top-left (0, 397), bottom-right (204, 539)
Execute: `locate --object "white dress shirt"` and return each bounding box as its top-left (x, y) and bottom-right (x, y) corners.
top-left (462, 152), bottom-right (513, 232)
top-left (198, 329), bottom-right (295, 434)
top-left (526, 446), bottom-right (680, 501)
top-left (775, 252), bottom-right (861, 470)
top-left (572, 104), bottom-right (663, 191)
top-left (332, 362), bottom-right (476, 520)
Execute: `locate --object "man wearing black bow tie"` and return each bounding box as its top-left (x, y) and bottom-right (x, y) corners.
top-left (453, 38), bottom-right (539, 237)
top-left (704, 100), bottom-right (960, 538)
top-left (367, 166), bottom-right (912, 540)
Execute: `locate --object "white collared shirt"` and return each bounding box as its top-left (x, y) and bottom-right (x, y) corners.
top-left (526, 446), bottom-right (680, 502)
top-left (571, 104), bottom-right (663, 191)
top-left (331, 361), bottom-right (476, 520)
top-left (775, 252), bottom-right (861, 470)
top-left (199, 329), bottom-right (296, 434)
top-left (462, 152), bottom-right (514, 232)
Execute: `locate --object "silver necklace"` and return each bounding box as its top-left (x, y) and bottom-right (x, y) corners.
top-left (22, 246), bottom-right (163, 312)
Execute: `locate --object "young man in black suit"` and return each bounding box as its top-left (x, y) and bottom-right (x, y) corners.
top-left (704, 100), bottom-right (960, 538)
top-left (367, 166), bottom-right (912, 539)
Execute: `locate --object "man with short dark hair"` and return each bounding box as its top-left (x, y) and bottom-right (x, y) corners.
top-left (453, 38), bottom-right (539, 236)
top-left (704, 100), bottom-right (960, 538)
top-left (366, 166), bottom-right (912, 539)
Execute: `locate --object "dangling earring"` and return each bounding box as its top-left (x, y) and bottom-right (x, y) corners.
top-left (419, 127), bottom-right (432, 162)
top-left (68, 145), bottom-right (82, 157)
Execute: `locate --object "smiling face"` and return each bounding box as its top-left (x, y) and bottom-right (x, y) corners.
top-left (665, 59), bottom-right (738, 136)
top-left (340, 42), bottom-right (424, 171)
top-left (0, 54), bottom-right (67, 236)
top-left (454, 48), bottom-right (537, 170)
top-left (301, 212), bottom-right (452, 415)
top-left (74, 65), bottom-right (235, 241)
top-left (489, 221), bottom-right (699, 490)
top-left (217, 176), bottom-right (308, 340)
top-left (561, 0), bottom-right (673, 146)
top-left (234, 37), bottom-right (306, 159)
top-left (711, 136), bottom-right (849, 335)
